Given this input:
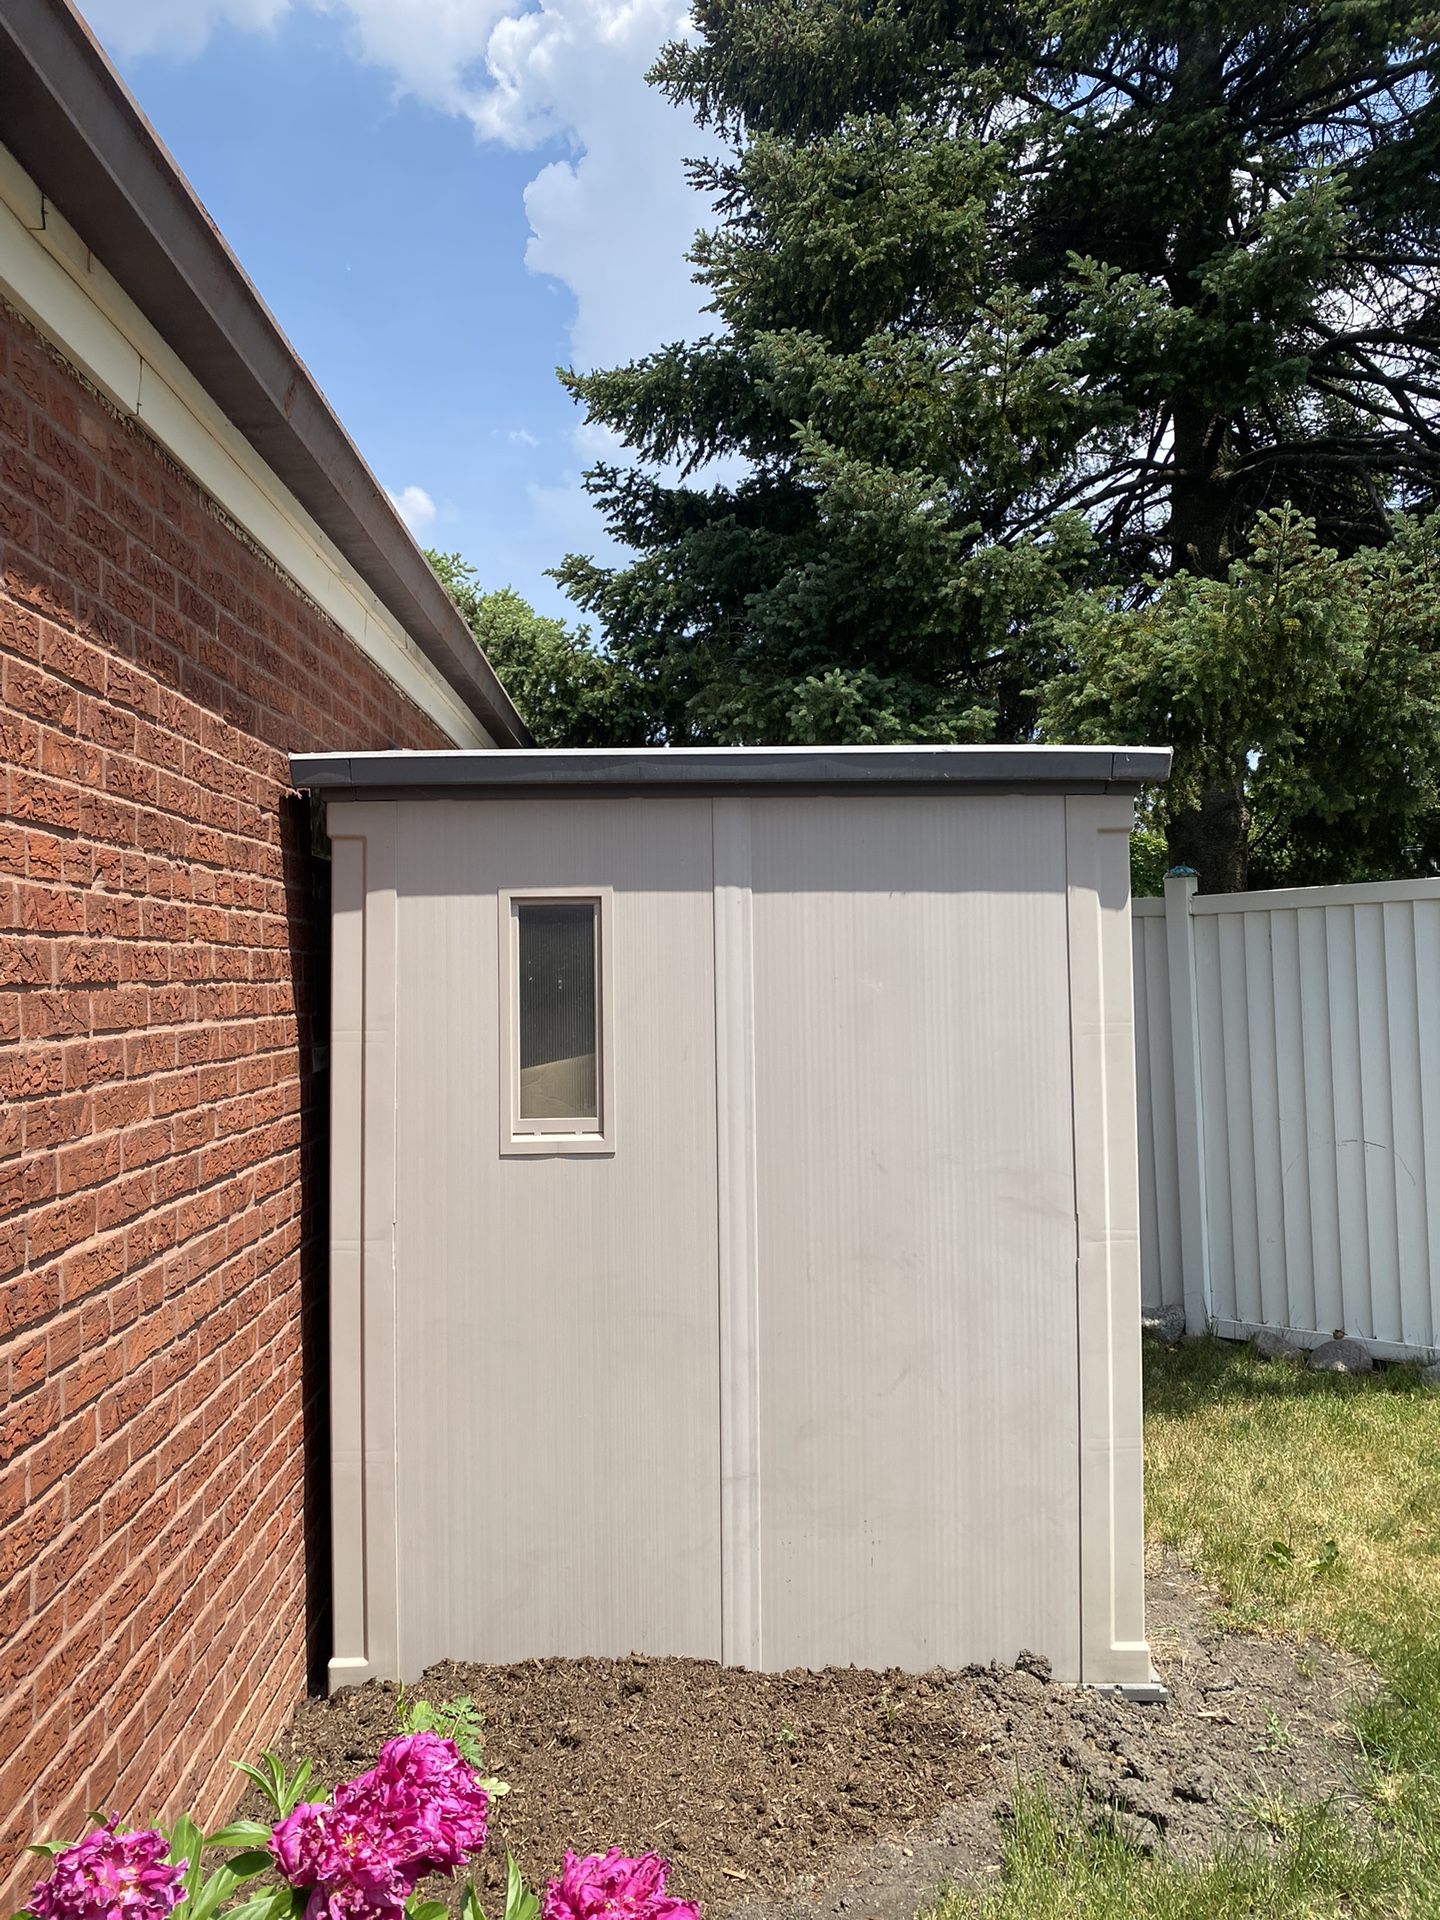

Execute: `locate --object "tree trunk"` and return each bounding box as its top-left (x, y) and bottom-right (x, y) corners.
top-left (1169, 399), bottom-right (1233, 578)
top-left (1163, 26), bottom-right (1250, 892)
top-left (1167, 29), bottom-right (1234, 588)
top-left (1167, 392), bottom-right (1251, 892)
top-left (1165, 781), bottom-right (1250, 892)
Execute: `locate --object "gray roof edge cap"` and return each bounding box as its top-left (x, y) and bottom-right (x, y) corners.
top-left (290, 744), bottom-right (1173, 794)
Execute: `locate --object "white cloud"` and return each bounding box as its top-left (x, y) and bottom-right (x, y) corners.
top-left (476, 0), bottom-right (717, 368)
top-left (82, 0), bottom-right (717, 371)
top-left (386, 483), bottom-right (438, 535)
top-left (80, 0), bottom-right (291, 58)
top-left (507, 427), bottom-right (541, 448)
top-left (313, 0), bottom-right (497, 118)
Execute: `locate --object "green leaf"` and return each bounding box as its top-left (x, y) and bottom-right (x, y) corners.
top-left (186, 1853), bottom-right (275, 1920)
top-left (408, 1902), bottom-right (451, 1920)
top-left (503, 1854), bottom-right (540, 1920)
top-left (208, 1823), bottom-right (273, 1851)
top-left (234, 1754), bottom-right (312, 1820)
top-left (222, 1853), bottom-right (275, 1879)
top-left (166, 1815), bottom-right (205, 1906)
top-left (232, 1763), bottom-right (280, 1813)
top-left (227, 1887), bottom-right (307, 1920)
top-left (185, 1869), bottom-right (236, 1920)
top-left (397, 1695), bottom-right (486, 1771)
top-left (1310, 1537), bottom-right (1342, 1574)
top-left (461, 1880), bottom-right (489, 1920)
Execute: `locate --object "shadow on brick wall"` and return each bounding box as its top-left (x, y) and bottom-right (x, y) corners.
top-left (281, 791), bottom-right (332, 1693)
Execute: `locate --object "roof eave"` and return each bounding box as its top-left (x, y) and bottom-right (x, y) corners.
top-left (0, 0), bottom-right (530, 747)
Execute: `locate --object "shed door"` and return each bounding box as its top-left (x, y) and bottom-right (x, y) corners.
top-left (747, 795), bottom-right (1083, 1677)
top-left (391, 798), bottom-right (721, 1672)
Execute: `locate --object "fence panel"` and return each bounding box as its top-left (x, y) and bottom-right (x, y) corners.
top-left (1133, 876), bottom-right (1440, 1358)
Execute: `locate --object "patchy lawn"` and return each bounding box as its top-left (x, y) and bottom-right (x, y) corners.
top-left (935, 1338), bottom-right (1440, 1919)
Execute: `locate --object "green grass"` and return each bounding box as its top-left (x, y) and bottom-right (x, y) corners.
top-left (935, 1789), bottom-right (1405, 1920)
top-left (931, 1338), bottom-right (1440, 1919)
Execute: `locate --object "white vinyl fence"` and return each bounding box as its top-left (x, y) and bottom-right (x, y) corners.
top-left (1134, 873), bottom-right (1440, 1360)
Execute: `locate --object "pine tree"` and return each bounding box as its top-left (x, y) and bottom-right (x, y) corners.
top-left (556, 2), bottom-right (1440, 887)
top-left (1043, 507), bottom-right (1440, 888)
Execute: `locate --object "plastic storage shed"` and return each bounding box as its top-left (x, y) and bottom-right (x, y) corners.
top-left (291, 744), bottom-right (1172, 1692)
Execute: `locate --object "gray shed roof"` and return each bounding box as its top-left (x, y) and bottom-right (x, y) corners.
top-left (290, 744), bottom-right (1172, 798)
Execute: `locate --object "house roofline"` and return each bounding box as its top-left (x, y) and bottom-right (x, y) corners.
top-left (0, 0), bottom-right (530, 747)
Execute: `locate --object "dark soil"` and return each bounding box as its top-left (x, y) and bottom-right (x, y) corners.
top-left (260, 1555), bottom-right (1369, 1920)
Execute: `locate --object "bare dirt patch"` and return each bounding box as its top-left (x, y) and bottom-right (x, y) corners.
top-left (264, 1555), bottom-right (1369, 1920)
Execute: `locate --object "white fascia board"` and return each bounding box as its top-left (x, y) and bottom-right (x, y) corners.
top-left (0, 141), bottom-right (493, 750)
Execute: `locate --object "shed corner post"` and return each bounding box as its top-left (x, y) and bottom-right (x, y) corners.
top-left (1066, 795), bottom-right (1153, 1689)
top-left (1162, 868), bottom-right (1213, 1336)
top-left (325, 801), bottom-right (402, 1692)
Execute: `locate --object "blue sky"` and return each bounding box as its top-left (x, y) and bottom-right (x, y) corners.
top-left (77, 0), bottom-right (717, 625)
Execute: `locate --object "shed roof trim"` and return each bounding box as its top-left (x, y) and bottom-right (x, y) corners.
top-left (0, 0), bottom-right (528, 747)
top-left (290, 745), bottom-right (1172, 797)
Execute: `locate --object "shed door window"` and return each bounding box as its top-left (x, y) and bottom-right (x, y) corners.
top-left (516, 901), bottom-right (599, 1125)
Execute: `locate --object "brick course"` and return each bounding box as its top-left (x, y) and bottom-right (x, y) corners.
top-left (0, 296), bottom-right (453, 1892)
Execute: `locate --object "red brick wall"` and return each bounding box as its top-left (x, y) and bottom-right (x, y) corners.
top-left (0, 296), bottom-right (455, 1893)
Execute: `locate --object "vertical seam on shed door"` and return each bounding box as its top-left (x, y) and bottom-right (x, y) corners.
top-left (713, 797), bottom-right (762, 1667)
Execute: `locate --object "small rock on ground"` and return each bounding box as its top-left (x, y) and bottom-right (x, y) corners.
top-left (1309, 1336), bottom-right (1373, 1373)
top-left (1251, 1328), bottom-right (1296, 1360)
top-left (1142, 1304), bottom-right (1186, 1344)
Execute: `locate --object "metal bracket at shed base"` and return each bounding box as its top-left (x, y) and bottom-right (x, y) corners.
top-left (1093, 1680), bottom-right (1170, 1704)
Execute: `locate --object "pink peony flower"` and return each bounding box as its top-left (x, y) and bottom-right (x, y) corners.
top-left (339, 1735), bottom-right (490, 1878)
top-left (390, 1735), bottom-right (489, 1874)
top-left (300, 1881), bottom-right (408, 1920)
top-left (26, 1823), bottom-right (187, 1920)
top-left (270, 1805), bottom-right (335, 1889)
top-left (270, 1802), bottom-right (409, 1917)
top-left (269, 1731), bottom-right (490, 1920)
top-left (542, 1852), bottom-right (700, 1920)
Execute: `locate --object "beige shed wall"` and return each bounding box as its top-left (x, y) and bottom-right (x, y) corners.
top-left (325, 788), bottom-right (1151, 1689)
top-left (745, 796), bottom-right (1081, 1674)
